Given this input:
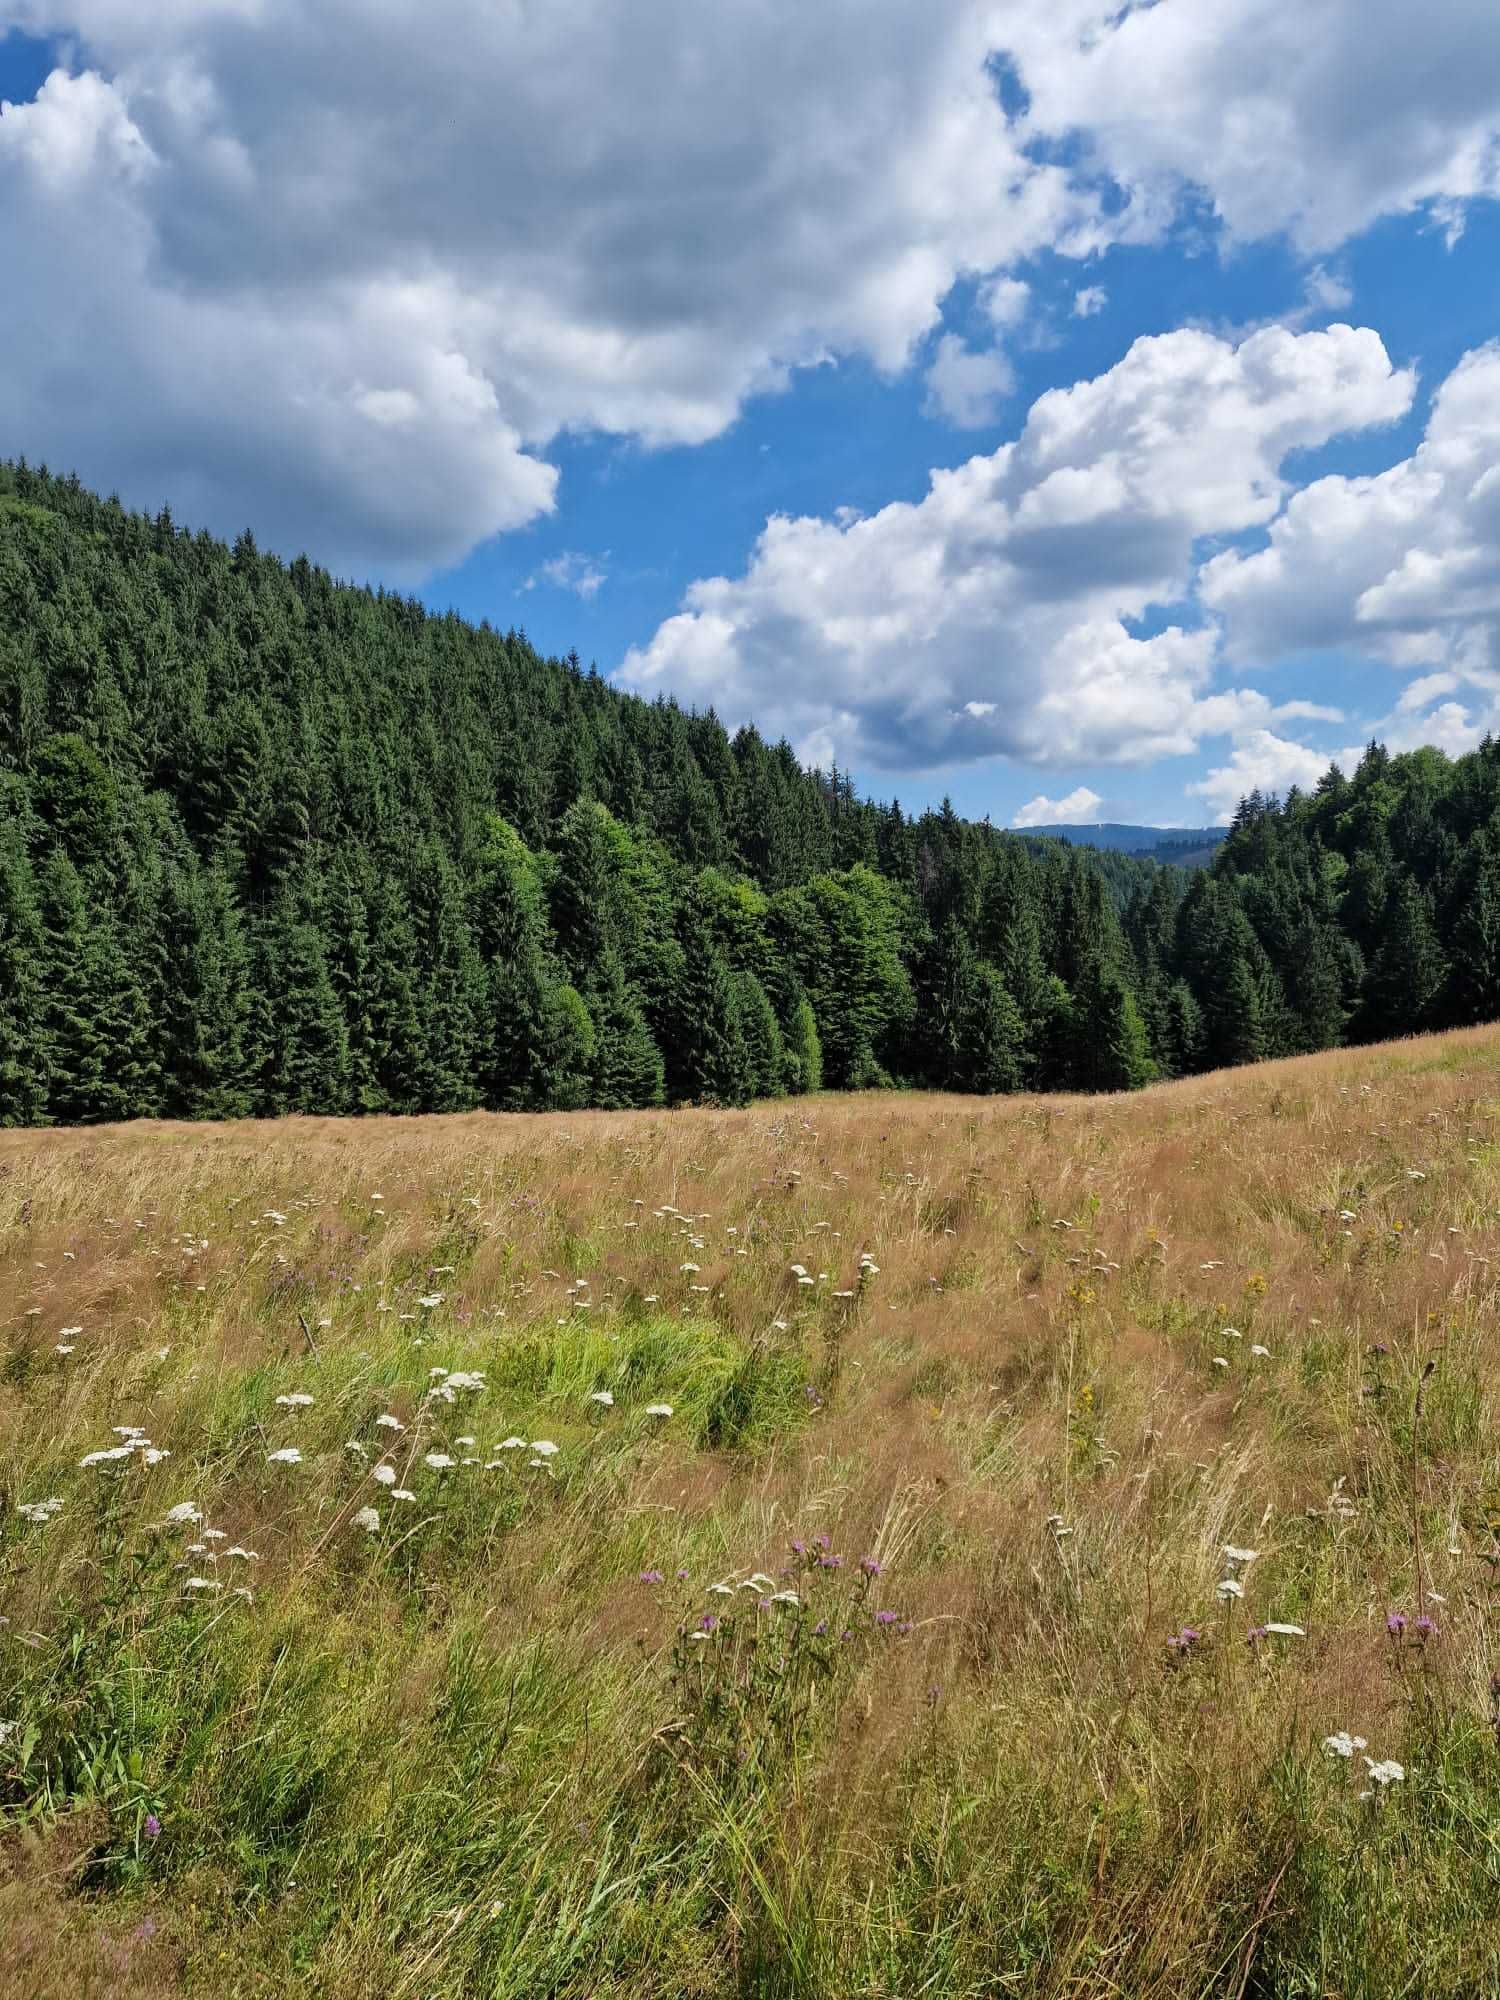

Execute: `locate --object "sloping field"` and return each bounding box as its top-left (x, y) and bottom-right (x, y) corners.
top-left (4, 1031), bottom-right (1500, 1997)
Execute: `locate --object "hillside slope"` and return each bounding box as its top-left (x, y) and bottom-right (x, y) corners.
top-left (4, 1029), bottom-right (1500, 1995)
top-left (7, 460), bottom-right (1500, 1129)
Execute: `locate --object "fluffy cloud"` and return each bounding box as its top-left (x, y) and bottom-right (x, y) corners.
top-left (1013, 787), bottom-right (1103, 827)
top-left (0, 0), bottom-right (1108, 572)
top-left (619, 324), bottom-right (1413, 770)
top-left (1013, 0), bottom-right (1500, 252)
top-left (522, 552), bottom-right (607, 601)
top-left (1185, 731), bottom-right (1344, 823)
top-left (924, 335), bottom-right (1015, 429)
top-left (2, 0), bottom-right (1494, 581)
top-left (1200, 343), bottom-right (1500, 774)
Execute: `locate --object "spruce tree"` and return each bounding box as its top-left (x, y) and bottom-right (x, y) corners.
top-left (0, 819), bottom-right (49, 1124)
top-left (1362, 877), bottom-right (1447, 1040)
top-left (586, 950), bottom-right (666, 1109)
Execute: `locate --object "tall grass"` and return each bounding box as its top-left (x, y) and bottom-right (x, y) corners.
top-left (4, 1030), bottom-right (1500, 1994)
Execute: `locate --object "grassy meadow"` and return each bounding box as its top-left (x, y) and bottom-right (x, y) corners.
top-left (4, 1030), bottom-right (1500, 1996)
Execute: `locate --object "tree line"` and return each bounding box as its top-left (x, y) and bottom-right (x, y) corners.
top-left (1, 460), bottom-right (1496, 1126)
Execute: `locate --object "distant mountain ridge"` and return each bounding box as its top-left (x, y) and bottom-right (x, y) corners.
top-left (1023, 823), bottom-right (1227, 865)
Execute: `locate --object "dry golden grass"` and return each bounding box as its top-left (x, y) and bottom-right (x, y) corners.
top-left (4, 1029), bottom-right (1500, 1996)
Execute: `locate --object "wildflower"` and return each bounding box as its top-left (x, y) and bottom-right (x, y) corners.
top-left (423, 1452), bottom-right (456, 1470)
top-left (352, 1506), bottom-right (381, 1534)
top-left (589, 1391), bottom-right (614, 1408)
top-left (639, 1569), bottom-right (665, 1584)
top-left (226, 1546), bottom-right (259, 1561)
top-left (700, 1614), bottom-right (719, 1634)
top-left (708, 1582), bottom-right (734, 1597)
top-left (1386, 1611), bottom-right (1408, 1637)
top-left (275, 1392), bottom-right (315, 1408)
top-left (1363, 1757), bottom-right (1405, 1786)
top-left (860, 1555), bottom-right (883, 1577)
top-left (392, 1488), bottom-right (417, 1502)
top-left (644, 1403), bottom-right (673, 1418)
top-left (372, 1463), bottom-right (397, 1486)
top-left (529, 1440), bottom-right (559, 1457)
top-left (1166, 1627), bottom-right (1201, 1653)
top-left (443, 1371), bottom-right (486, 1393)
top-left (771, 1590), bottom-right (800, 1606)
top-left (1250, 1343), bottom-right (1271, 1358)
top-left (1414, 1614), bottom-right (1437, 1640)
top-left (417, 1293), bottom-right (444, 1308)
top-left (1222, 1546), bottom-right (1259, 1567)
top-left (162, 1501), bottom-right (203, 1525)
top-left (1212, 1356), bottom-right (1230, 1370)
top-left (16, 1498), bottom-right (64, 1525)
top-left (143, 1814), bottom-right (161, 1840)
top-left (184, 1577), bottom-right (221, 1592)
top-left (679, 1263), bottom-right (700, 1274)
top-left (496, 1436), bottom-right (527, 1450)
top-left (1216, 1578), bottom-right (1245, 1600)
top-left (1323, 1732), bottom-right (1368, 1759)
top-left (375, 1414), bottom-right (404, 1431)
top-left (80, 1446), bottom-right (134, 1467)
top-left (874, 1610), bottom-right (900, 1627)
top-left (1264, 1622), bottom-right (1305, 1637)
top-left (266, 1447), bottom-right (303, 1465)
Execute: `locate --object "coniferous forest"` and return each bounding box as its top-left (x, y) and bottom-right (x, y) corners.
top-left (2, 459), bottom-right (1498, 1126)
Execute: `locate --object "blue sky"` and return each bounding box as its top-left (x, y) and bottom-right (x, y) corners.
top-left (3, 5), bottom-right (1499, 825)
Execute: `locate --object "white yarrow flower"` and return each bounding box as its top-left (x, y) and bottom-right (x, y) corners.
top-left (1323, 1732), bottom-right (1368, 1759)
top-left (266, 1447), bottom-right (303, 1465)
top-left (645, 1403), bottom-right (673, 1418)
top-left (529, 1439), bottom-right (559, 1457)
top-left (162, 1501), bottom-right (203, 1525)
top-left (275, 1392), bottom-right (315, 1408)
top-left (1222, 1546), bottom-right (1259, 1567)
top-left (352, 1506), bottom-right (381, 1534)
top-left (1216, 1577), bottom-right (1245, 1600)
top-left (589, 1391), bottom-right (614, 1407)
top-left (423, 1452), bottom-right (456, 1470)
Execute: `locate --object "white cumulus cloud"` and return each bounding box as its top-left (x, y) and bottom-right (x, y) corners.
top-left (924, 334), bottom-right (1015, 429)
top-left (1201, 342), bottom-right (1500, 713)
top-left (618, 324), bottom-right (1414, 771)
top-left (1013, 787), bottom-right (1103, 827)
top-left (1012, 0), bottom-right (1500, 252)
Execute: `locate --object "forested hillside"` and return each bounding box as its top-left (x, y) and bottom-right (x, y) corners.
top-left (1, 460), bottom-right (1498, 1125)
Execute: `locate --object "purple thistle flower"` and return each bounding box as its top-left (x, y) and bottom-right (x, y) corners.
top-left (143, 1814), bottom-right (161, 1841)
top-left (819, 1553), bottom-right (843, 1570)
top-left (1246, 1625), bottom-right (1269, 1649)
top-left (1414, 1614), bottom-right (1437, 1639)
top-left (1386, 1610), bottom-right (1408, 1637)
top-left (814, 1532), bottom-right (831, 1551)
top-left (790, 1539), bottom-right (806, 1557)
top-left (860, 1555), bottom-right (882, 1577)
top-left (676, 1567), bottom-right (689, 1580)
top-left (639, 1569), bottom-right (665, 1584)
top-left (699, 1613), bottom-right (718, 1634)
top-left (812, 1619), bottom-right (828, 1637)
top-left (874, 1609), bottom-right (899, 1627)
top-left (758, 1597), bottom-right (773, 1611)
